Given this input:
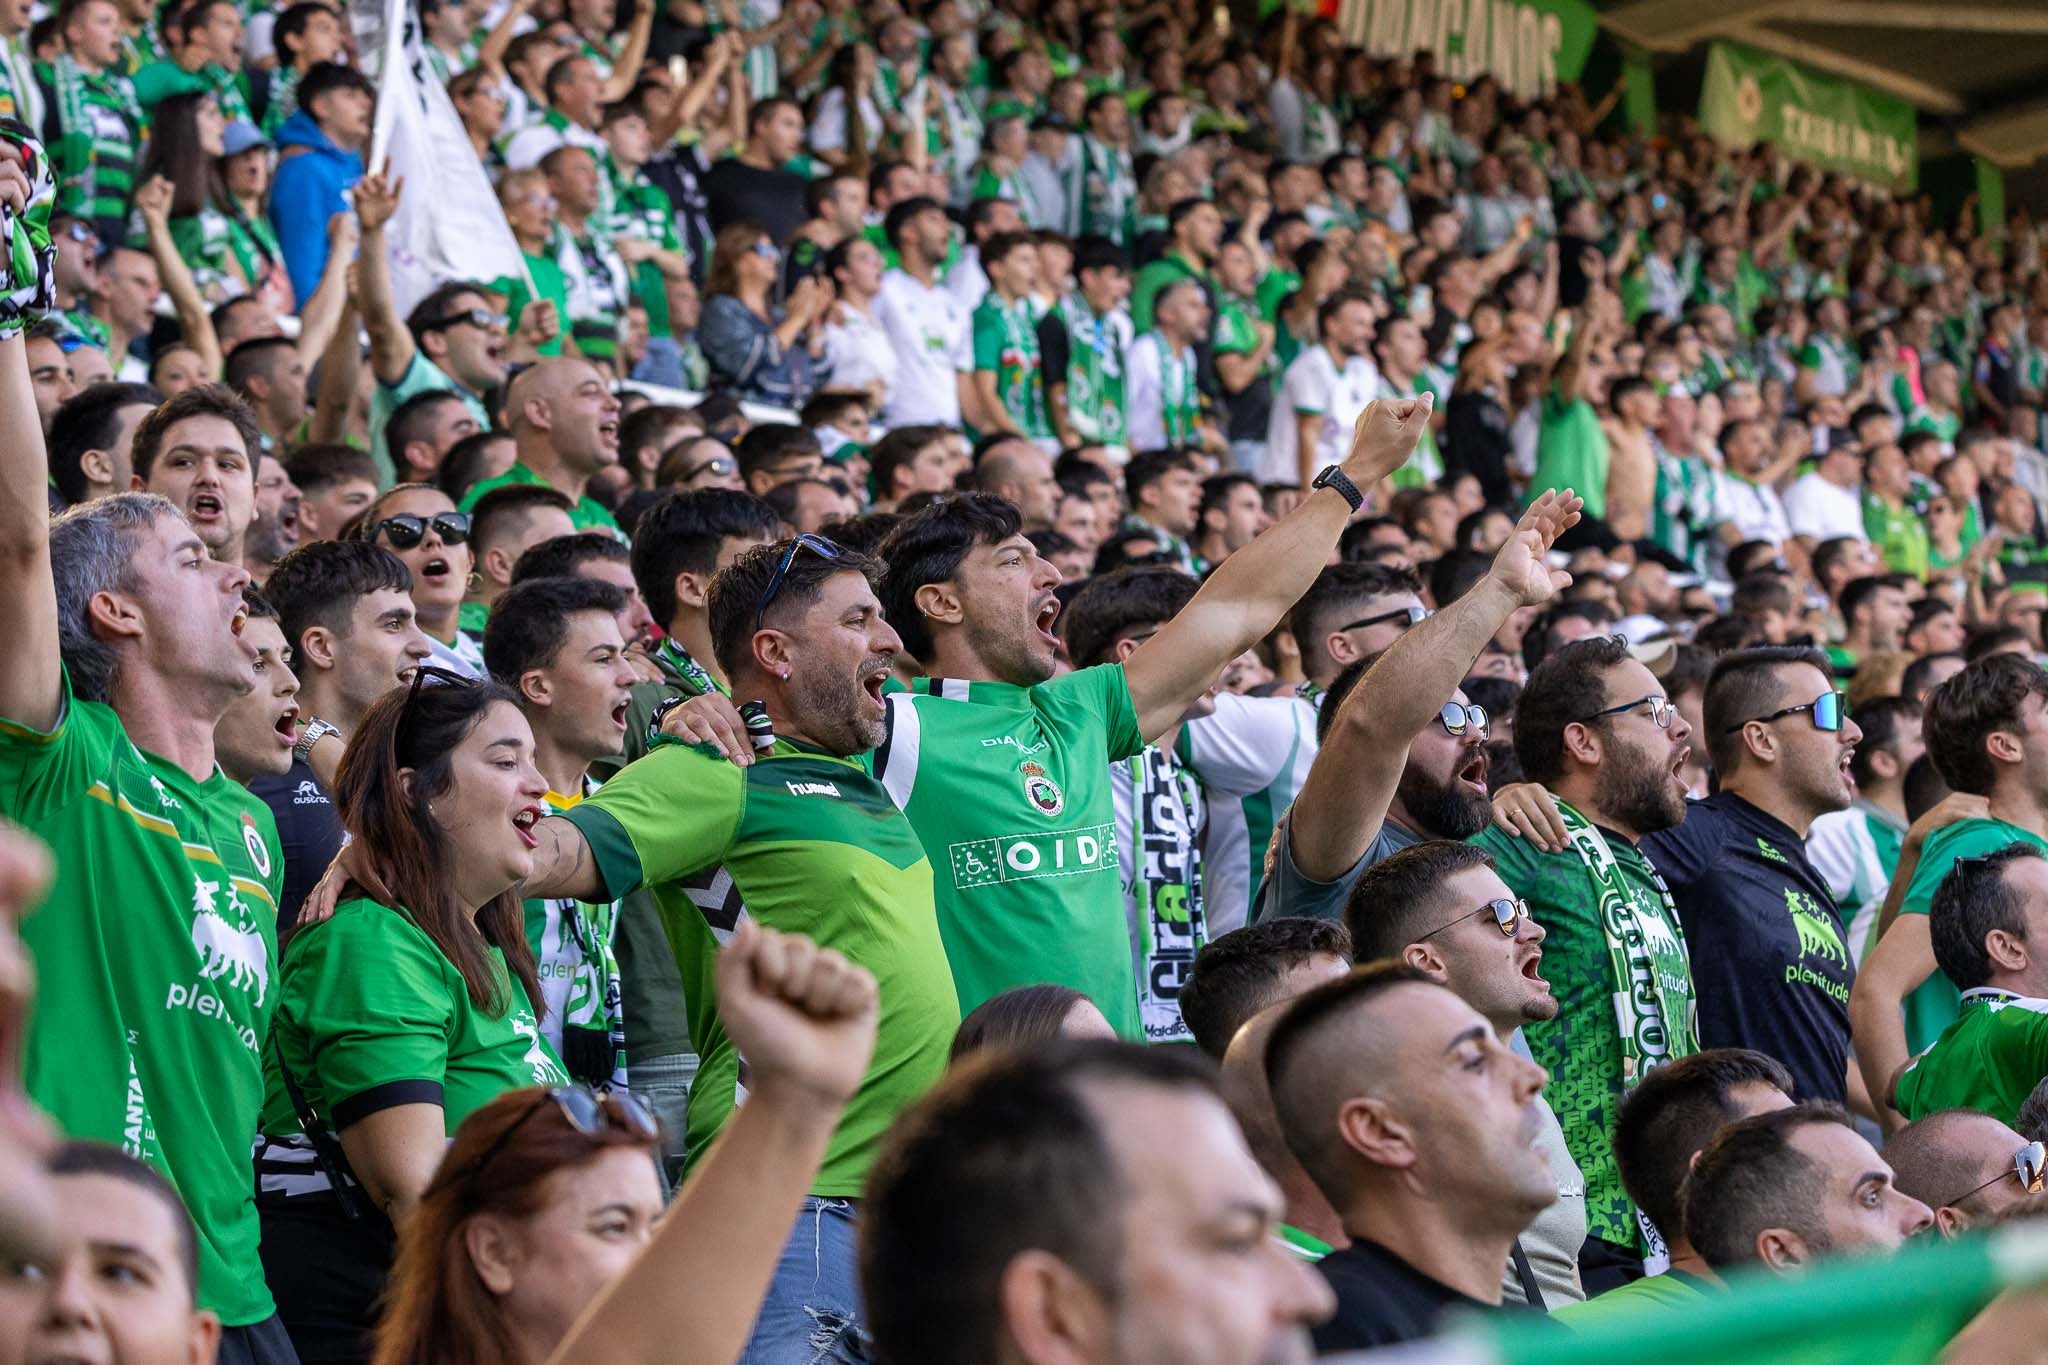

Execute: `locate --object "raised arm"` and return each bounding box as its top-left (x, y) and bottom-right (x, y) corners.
top-left (351, 167), bottom-right (417, 387)
top-left (294, 211), bottom-right (356, 365)
top-left (475, 0), bottom-right (535, 84)
top-left (135, 175), bottom-right (223, 381)
top-left (1285, 492), bottom-right (1579, 882)
top-left (0, 147), bottom-right (60, 732)
top-left (648, 34), bottom-right (736, 147)
top-left (305, 291), bottom-right (361, 445)
top-left (546, 920), bottom-right (876, 1365)
top-left (600, 0), bottom-right (655, 102)
top-left (1122, 396), bottom-right (1436, 741)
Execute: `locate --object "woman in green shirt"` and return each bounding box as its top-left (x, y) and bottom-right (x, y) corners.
top-left (219, 119), bottom-right (295, 315)
top-left (133, 93), bottom-right (240, 300)
top-left (257, 672), bottom-right (567, 1362)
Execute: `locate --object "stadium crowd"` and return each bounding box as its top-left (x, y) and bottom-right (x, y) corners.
top-left (11, 0), bottom-right (2048, 1359)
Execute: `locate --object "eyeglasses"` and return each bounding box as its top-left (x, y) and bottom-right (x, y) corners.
top-left (1339, 605), bottom-right (1431, 634)
top-left (679, 454), bottom-right (736, 482)
top-left (1577, 694), bottom-right (1677, 729)
top-left (421, 308), bottom-right (509, 333)
top-left (372, 511), bottom-right (472, 549)
top-left (754, 533), bottom-right (845, 631)
top-left (1722, 689), bottom-right (1848, 735)
top-left (1417, 896), bottom-right (1529, 940)
top-left (394, 663), bottom-right (475, 759)
top-left (1943, 1140), bottom-right (2047, 1209)
top-left (461, 1086), bottom-right (658, 1188)
top-left (61, 221), bottom-right (96, 247)
top-left (1438, 700), bottom-right (1488, 737)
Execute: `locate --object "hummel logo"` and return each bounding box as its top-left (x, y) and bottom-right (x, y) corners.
top-left (785, 781), bottom-right (841, 798)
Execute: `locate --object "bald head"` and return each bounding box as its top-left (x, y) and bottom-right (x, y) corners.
top-left (508, 356), bottom-right (600, 429)
top-left (1886, 1110), bottom-right (2037, 1237)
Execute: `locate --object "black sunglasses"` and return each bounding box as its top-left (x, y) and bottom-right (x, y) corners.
top-left (1417, 896), bottom-right (1529, 940)
top-left (680, 454), bottom-right (736, 481)
top-left (421, 307), bottom-right (508, 333)
top-left (1339, 605), bottom-right (1431, 634)
top-left (1577, 694), bottom-right (1678, 729)
top-left (373, 511), bottom-right (472, 549)
top-left (754, 533), bottom-right (845, 631)
top-left (462, 1086), bottom-right (658, 1187)
top-left (1722, 689), bottom-right (1848, 735)
top-left (394, 663), bottom-right (474, 758)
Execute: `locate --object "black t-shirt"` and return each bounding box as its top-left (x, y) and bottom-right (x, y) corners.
top-left (700, 158), bottom-right (811, 247)
top-left (1312, 1237), bottom-right (1498, 1352)
top-left (249, 757), bottom-right (346, 942)
top-left (1641, 792), bottom-right (1853, 1103)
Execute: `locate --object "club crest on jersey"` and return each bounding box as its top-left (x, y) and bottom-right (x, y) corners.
top-left (240, 811), bottom-right (272, 879)
top-left (1020, 761), bottom-right (1065, 817)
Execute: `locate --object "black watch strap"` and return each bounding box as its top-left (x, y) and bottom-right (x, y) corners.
top-left (1312, 465), bottom-right (1364, 512)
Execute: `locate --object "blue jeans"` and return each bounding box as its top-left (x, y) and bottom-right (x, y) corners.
top-left (630, 1050), bottom-right (697, 1196)
top-left (742, 1197), bottom-right (869, 1364)
top-left (1229, 437), bottom-right (1267, 476)
top-left (632, 335), bottom-right (688, 391)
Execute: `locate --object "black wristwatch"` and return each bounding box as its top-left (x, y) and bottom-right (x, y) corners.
top-left (1311, 464), bottom-right (1364, 512)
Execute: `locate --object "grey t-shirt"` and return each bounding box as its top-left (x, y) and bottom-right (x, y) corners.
top-left (1503, 1029), bottom-right (1589, 1307)
top-left (1252, 817), bottom-right (1421, 924)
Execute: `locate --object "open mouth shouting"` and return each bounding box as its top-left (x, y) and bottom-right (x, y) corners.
top-left (858, 656), bottom-right (892, 716)
top-left (272, 701), bottom-right (300, 753)
top-left (1033, 593), bottom-right (1062, 650)
top-left (188, 489), bottom-right (224, 525)
top-left (609, 696), bottom-right (630, 733)
top-left (1456, 749), bottom-right (1490, 797)
top-left (511, 804), bottom-right (543, 850)
top-left (417, 555), bottom-right (454, 590)
top-left (598, 418), bottom-right (619, 453)
top-left (1518, 945), bottom-right (1549, 991)
top-left (1668, 742), bottom-right (1693, 790)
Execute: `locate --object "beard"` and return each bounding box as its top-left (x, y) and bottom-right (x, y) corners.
top-left (965, 610), bottom-right (1056, 686)
top-left (1604, 736), bottom-right (1688, 836)
top-left (1395, 762), bottom-right (1492, 841)
top-left (246, 511), bottom-right (296, 567)
top-left (786, 655), bottom-right (890, 756)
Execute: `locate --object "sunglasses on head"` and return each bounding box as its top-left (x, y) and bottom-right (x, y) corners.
top-left (1723, 689), bottom-right (1848, 735)
top-left (393, 663), bottom-right (476, 758)
top-left (1339, 604), bottom-right (1431, 634)
top-left (754, 533), bottom-right (846, 632)
top-left (1417, 896), bottom-right (1529, 941)
top-left (373, 511), bottom-right (472, 549)
top-left (422, 307), bottom-right (508, 333)
top-left (1944, 1140), bottom-right (2047, 1209)
top-left (462, 1086), bottom-right (658, 1187)
top-left (1438, 700), bottom-right (1488, 737)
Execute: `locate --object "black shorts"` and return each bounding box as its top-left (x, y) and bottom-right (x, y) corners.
top-left (217, 1313), bottom-right (302, 1365)
top-left (257, 1194), bottom-right (396, 1365)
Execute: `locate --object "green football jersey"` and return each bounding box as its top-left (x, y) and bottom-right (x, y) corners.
top-left (1895, 989), bottom-right (2048, 1126)
top-left (565, 736), bottom-right (957, 1195)
top-left (1900, 820), bottom-right (2048, 1053)
top-left (1474, 823), bottom-right (1699, 1250)
top-left (460, 460), bottom-right (623, 539)
top-left (1, 676), bottom-right (284, 1325)
top-left (260, 897), bottom-right (568, 1138)
top-left (874, 666), bottom-right (1147, 1038)
top-left (971, 293), bottom-right (1054, 441)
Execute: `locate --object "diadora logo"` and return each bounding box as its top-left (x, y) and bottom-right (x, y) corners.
top-left (785, 780), bottom-right (841, 798)
top-left (1757, 838), bottom-right (1788, 864)
top-left (149, 774), bottom-right (181, 810)
top-left (980, 735), bottom-right (1049, 756)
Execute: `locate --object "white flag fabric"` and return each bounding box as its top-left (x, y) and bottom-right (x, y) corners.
top-left (350, 0), bottom-right (525, 317)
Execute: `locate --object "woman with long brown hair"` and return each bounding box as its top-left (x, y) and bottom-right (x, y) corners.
top-left (373, 919), bottom-right (882, 1365)
top-left (255, 670), bottom-right (567, 1364)
top-left (698, 221), bottom-right (831, 408)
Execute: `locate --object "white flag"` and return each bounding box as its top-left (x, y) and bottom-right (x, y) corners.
top-left (351, 0), bottom-right (525, 317)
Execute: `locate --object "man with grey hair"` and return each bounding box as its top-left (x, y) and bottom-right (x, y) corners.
top-left (0, 166), bottom-right (295, 1362)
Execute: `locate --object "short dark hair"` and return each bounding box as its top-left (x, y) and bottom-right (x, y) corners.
top-left (1929, 843), bottom-right (2044, 991)
top-left (1965, 624), bottom-right (2032, 663)
top-left (1059, 565), bottom-right (1198, 668)
top-left (876, 494), bottom-right (1023, 663)
top-left (629, 488), bottom-right (782, 626)
top-left (1613, 1048), bottom-right (1794, 1239)
top-left (224, 335), bottom-right (296, 395)
top-left (129, 383), bottom-right (262, 483)
top-left (734, 423), bottom-right (822, 480)
top-left (870, 423), bottom-right (952, 501)
top-left (949, 984), bottom-right (1093, 1063)
top-left (1199, 472), bottom-right (1259, 525)
top-left (298, 60), bottom-right (374, 115)
top-left (1343, 840), bottom-right (1494, 961)
top-left (484, 574), bottom-right (627, 684)
top-left (510, 531), bottom-right (628, 586)
top-left (469, 482), bottom-right (574, 558)
top-left (262, 539), bottom-right (413, 660)
top-left (1177, 919), bottom-right (1353, 1059)
top-left (1315, 651), bottom-right (1383, 744)
top-left (707, 538), bottom-right (884, 680)
top-left (385, 387), bottom-right (468, 463)
top-left (405, 280), bottom-right (491, 349)
top-left (1682, 1102), bottom-right (1856, 1270)
top-left (47, 381), bottom-right (162, 504)
top-left (1124, 448), bottom-right (1197, 503)
top-left (979, 228), bottom-right (1035, 269)
top-left (284, 441), bottom-right (379, 496)
top-left (49, 1141), bottom-right (201, 1302)
top-left (1521, 600), bottom-right (1617, 670)
top-left (861, 1040), bottom-right (1221, 1365)
top-left (1901, 652), bottom-right (1963, 703)
top-left (1848, 695), bottom-right (1923, 788)
top-left (1513, 635), bottom-right (1636, 783)
top-left (1701, 645), bottom-right (1834, 774)
top-left (272, 0), bottom-right (335, 64)
top-left (883, 195), bottom-right (945, 251)
top-left (437, 428), bottom-right (511, 503)
top-left (1839, 575), bottom-right (1891, 626)
top-left (1924, 654), bottom-right (2048, 795)
top-left (1286, 562), bottom-right (1421, 665)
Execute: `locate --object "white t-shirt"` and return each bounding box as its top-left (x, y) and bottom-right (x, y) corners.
top-left (1124, 332), bottom-right (1199, 453)
top-left (1715, 472), bottom-right (1792, 548)
top-left (811, 87), bottom-right (885, 155)
top-left (820, 302), bottom-right (898, 402)
top-left (1782, 470), bottom-right (1867, 543)
top-left (502, 117), bottom-right (605, 172)
top-left (1263, 346), bottom-right (1378, 486)
top-left (875, 268), bottom-right (972, 427)
top-left (944, 244), bottom-right (988, 314)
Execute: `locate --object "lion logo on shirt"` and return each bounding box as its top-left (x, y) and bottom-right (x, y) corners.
top-left (1786, 889), bottom-right (1846, 969)
top-left (189, 879), bottom-right (269, 1007)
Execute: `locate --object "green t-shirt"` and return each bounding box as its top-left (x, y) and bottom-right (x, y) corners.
top-left (1900, 820), bottom-right (2048, 1054)
top-left (260, 897), bottom-right (567, 1137)
top-left (564, 736), bottom-right (958, 1195)
top-left (971, 293), bottom-right (1053, 441)
top-left (2, 675), bottom-right (284, 1325)
top-left (488, 254), bottom-right (571, 358)
top-left (1549, 1268), bottom-right (1714, 1328)
top-left (460, 459), bottom-right (623, 538)
top-left (1474, 822), bottom-right (1699, 1250)
top-left (1530, 386), bottom-right (1611, 520)
top-left (1895, 990), bottom-right (2048, 1126)
top-left (873, 666), bottom-right (1147, 1037)
top-left (130, 58), bottom-right (249, 121)
top-left (1863, 491), bottom-right (1930, 580)
top-left (1129, 251), bottom-right (1206, 333)
top-left (368, 353), bottom-right (490, 489)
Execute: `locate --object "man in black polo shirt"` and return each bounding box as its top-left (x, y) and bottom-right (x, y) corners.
top-left (1642, 646), bottom-right (1863, 1104)
top-left (1267, 962), bottom-right (1556, 1350)
top-left (701, 96), bottom-right (811, 246)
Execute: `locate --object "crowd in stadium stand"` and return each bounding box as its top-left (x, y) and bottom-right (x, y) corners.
top-left (12, 0), bottom-right (2048, 1359)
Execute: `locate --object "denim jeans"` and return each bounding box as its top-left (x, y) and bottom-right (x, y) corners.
top-left (742, 1196), bottom-right (870, 1364)
top-left (1228, 437), bottom-right (1267, 476)
top-left (631, 1050), bottom-right (698, 1195)
top-left (632, 335), bottom-right (688, 391)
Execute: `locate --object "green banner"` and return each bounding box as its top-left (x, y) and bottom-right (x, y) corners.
top-left (1333, 0), bottom-right (1598, 101)
top-left (1698, 41), bottom-right (1918, 190)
